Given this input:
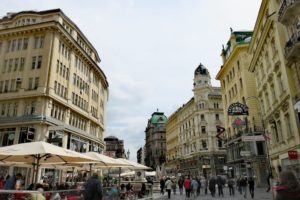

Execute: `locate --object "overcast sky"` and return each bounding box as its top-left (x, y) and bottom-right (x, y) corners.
top-left (1, 0), bottom-right (261, 161)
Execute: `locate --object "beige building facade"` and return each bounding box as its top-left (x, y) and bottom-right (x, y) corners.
top-left (165, 110), bottom-right (179, 174)
top-left (166, 64), bottom-right (226, 177)
top-left (0, 9), bottom-right (109, 183)
top-left (249, 0), bottom-right (300, 178)
top-left (216, 31), bottom-right (268, 186)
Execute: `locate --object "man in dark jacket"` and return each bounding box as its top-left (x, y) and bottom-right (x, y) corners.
top-left (83, 173), bottom-right (103, 200)
top-left (216, 175), bottom-right (224, 197)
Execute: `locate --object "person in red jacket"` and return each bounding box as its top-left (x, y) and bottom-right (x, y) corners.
top-left (184, 176), bottom-right (191, 198)
top-left (273, 170), bottom-right (300, 200)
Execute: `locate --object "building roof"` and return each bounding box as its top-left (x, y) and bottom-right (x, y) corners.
top-left (150, 112), bottom-right (167, 124)
top-left (194, 63), bottom-right (209, 76)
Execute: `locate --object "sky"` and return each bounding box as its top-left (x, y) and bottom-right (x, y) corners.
top-left (1, 0), bottom-right (261, 161)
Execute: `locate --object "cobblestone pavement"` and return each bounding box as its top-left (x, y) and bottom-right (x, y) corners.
top-left (153, 187), bottom-right (273, 200)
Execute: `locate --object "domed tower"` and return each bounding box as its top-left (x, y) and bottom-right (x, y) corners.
top-left (193, 63), bottom-right (212, 103)
top-left (145, 111), bottom-right (167, 170)
top-left (193, 63), bottom-right (211, 88)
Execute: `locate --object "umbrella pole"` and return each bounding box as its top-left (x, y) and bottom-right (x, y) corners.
top-left (31, 163), bottom-right (36, 184)
top-left (118, 167), bottom-right (121, 186)
top-left (71, 167), bottom-right (75, 185)
top-left (34, 155), bottom-right (41, 189)
top-left (89, 163), bottom-right (92, 178)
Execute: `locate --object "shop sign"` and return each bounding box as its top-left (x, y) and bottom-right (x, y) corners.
top-left (227, 102), bottom-right (249, 116)
top-left (202, 165), bottom-right (211, 169)
top-left (242, 135), bottom-right (265, 142)
top-left (232, 117), bottom-right (246, 128)
top-left (288, 150), bottom-right (298, 160)
top-left (240, 151), bottom-right (251, 157)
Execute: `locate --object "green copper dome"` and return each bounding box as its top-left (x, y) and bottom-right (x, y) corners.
top-left (150, 112), bottom-right (167, 124)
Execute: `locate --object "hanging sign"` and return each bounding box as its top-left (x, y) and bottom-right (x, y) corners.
top-left (288, 150), bottom-right (298, 160)
top-left (227, 102), bottom-right (249, 116)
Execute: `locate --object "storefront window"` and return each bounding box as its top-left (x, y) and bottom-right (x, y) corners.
top-left (70, 135), bottom-right (88, 153)
top-left (0, 128), bottom-right (16, 146)
top-left (89, 142), bottom-right (100, 153)
top-left (48, 131), bottom-right (63, 147)
top-left (19, 127), bottom-right (35, 143)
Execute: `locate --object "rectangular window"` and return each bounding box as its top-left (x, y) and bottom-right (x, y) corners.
top-left (8, 59), bottom-right (13, 72)
top-left (215, 114), bottom-right (219, 120)
top-left (23, 38), bottom-right (28, 50)
top-left (16, 78), bottom-right (22, 90)
top-left (4, 80), bottom-right (9, 92)
top-left (20, 57), bottom-right (25, 71)
top-left (54, 81), bottom-right (57, 93)
top-left (17, 38), bottom-right (22, 50)
top-left (201, 126), bottom-right (206, 134)
top-left (34, 37), bottom-right (39, 48)
top-left (56, 60), bottom-right (59, 73)
top-left (10, 79), bottom-right (15, 91)
top-left (39, 36), bottom-right (44, 48)
top-left (31, 101), bottom-right (36, 114)
top-left (28, 78), bottom-right (33, 90)
top-left (34, 77), bottom-right (39, 89)
top-left (11, 40), bottom-right (16, 52)
top-left (32, 56), bottom-right (36, 69)
top-left (285, 114), bottom-right (293, 137)
top-left (14, 58), bottom-right (19, 71)
top-left (37, 56), bottom-right (42, 68)
top-left (0, 81), bottom-right (3, 93)
top-left (7, 40), bottom-right (11, 52)
top-left (13, 103), bottom-right (18, 116)
top-left (2, 60), bottom-right (7, 73)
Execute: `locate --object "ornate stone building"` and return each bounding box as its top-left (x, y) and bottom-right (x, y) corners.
top-left (145, 111), bottom-right (167, 170)
top-left (0, 9), bottom-right (109, 184)
top-left (166, 64), bottom-right (226, 177)
top-left (216, 31), bottom-right (268, 186)
top-left (104, 136), bottom-right (125, 158)
top-left (248, 0), bottom-right (300, 178)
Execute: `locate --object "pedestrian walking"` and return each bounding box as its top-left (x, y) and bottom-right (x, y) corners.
top-left (83, 173), bottom-right (103, 200)
top-left (273, 170), bottom-right (300, 200)
top-left (266, 172), bottom-right (273, 192)
top-left (184, 176), bottom-right (191, 198)
top-left (178, 176), bottom-right (184, 195)
top-left (217, 175), bottom-right (225, 197)
top-left (171, 177), bottom-right (177, 195)
top-left (248, 176), bottom-right (255, 199)
top-left (165, 177), bottom-right (172, 199)
top-left (228, 177), bottom-right (235, 196)
top-left (160, 177), bottom-right (165, 195)
top-left (209, 176), bottom-right (216, 197)
top-left (191, 177), bottom-right (199, 198)
top-left (200, 177), bottom-right (208, 195)
top-left (240, 176), bottom-right (248, 199)
top-left (196, 177), bottom-right (201, 196)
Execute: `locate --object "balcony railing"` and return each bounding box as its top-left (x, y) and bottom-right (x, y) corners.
top-left (285, 29), bottom-right (300, 60)
top-left (278, 0), bottom-right (300, 23)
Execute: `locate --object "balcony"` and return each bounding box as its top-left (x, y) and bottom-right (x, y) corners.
top-left (278, 0), bottom-right (300, 25)
top-left (285, 29), bottom-right (300, 61)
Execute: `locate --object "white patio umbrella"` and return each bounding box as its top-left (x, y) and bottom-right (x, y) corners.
top-left (0, 141), bottom-right (97, 187)
top-left (117, 158), bottom-right (151, 170)
top-left (84, 152), bottom-right (131, 168)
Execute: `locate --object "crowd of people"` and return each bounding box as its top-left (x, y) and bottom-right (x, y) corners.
top-left (0, 170), bottom-right (299, 199)
top-left (158, 170), bottom-right (300, 199)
